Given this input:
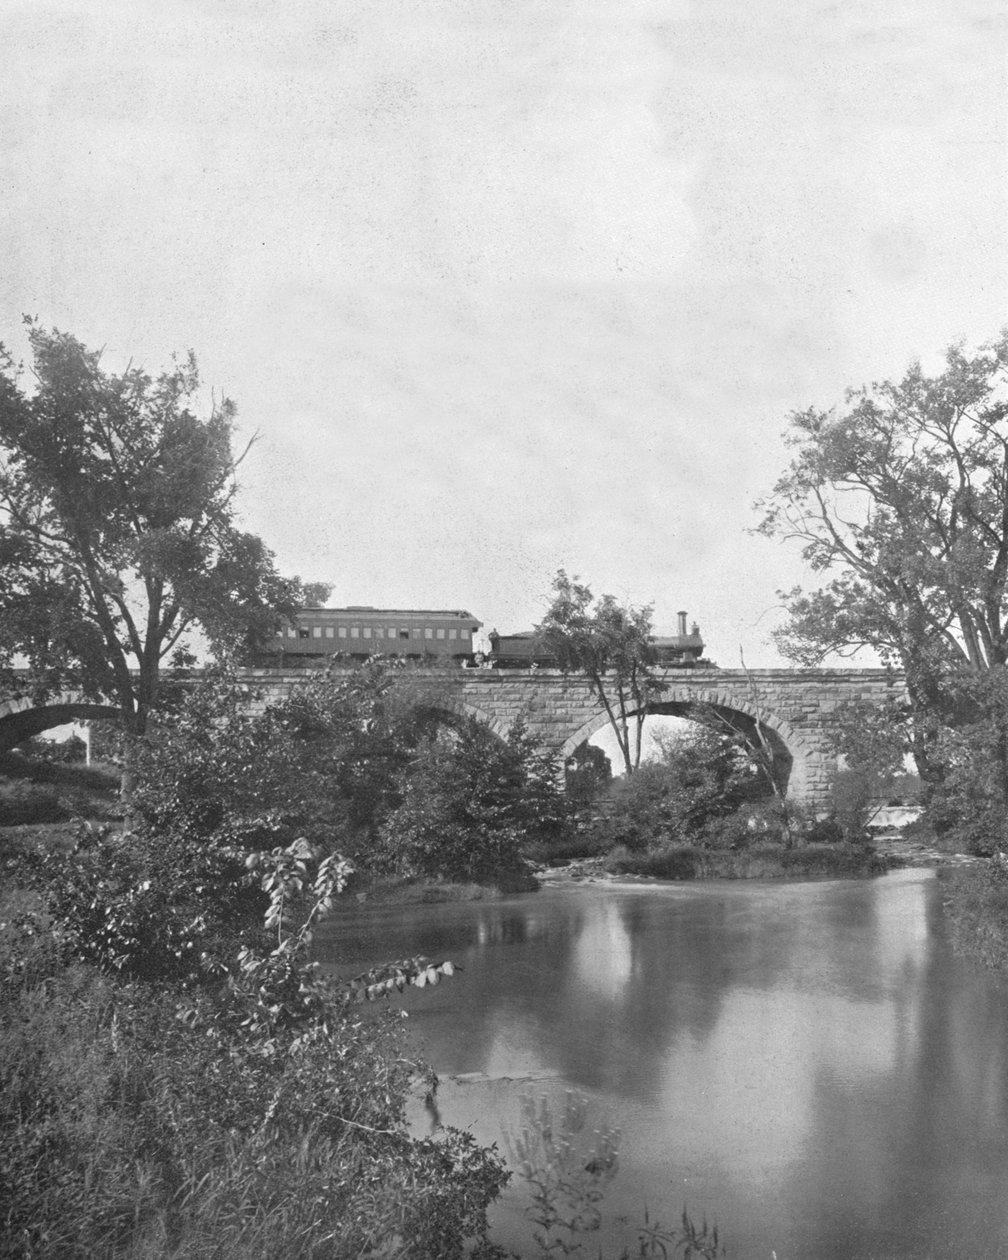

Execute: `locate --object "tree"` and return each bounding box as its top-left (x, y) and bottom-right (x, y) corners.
top-left (0, 320), bottom-right (326, 740)
top-left (535, 570), bottom-right (664, 774)
top-left (565, 741), bottom-right (613, 805)
top-left (758, 332), bottom-right (1008, 782)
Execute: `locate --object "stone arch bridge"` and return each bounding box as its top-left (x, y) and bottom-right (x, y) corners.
top-left (0, 666), bottom-right (904, 809)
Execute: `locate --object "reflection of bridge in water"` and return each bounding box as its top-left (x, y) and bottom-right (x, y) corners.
top-left (0, 666), bottom-right (905, 808)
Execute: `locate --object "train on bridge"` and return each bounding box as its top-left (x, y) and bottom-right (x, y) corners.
top-left (262, 607), bottom-right (711, 668)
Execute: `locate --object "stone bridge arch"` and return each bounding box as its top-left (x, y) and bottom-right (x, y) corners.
top-left (558, 686), bottom-right (818, 800)
top-left (406, 695), bottom-right (511, 742)
top-left (0, 693), bottom-right (121, 753)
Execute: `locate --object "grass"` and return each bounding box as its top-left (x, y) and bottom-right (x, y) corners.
top-left (941, 858), bottom-right (1008, 972)
top-left (0, 750), bottom-right (121, 828)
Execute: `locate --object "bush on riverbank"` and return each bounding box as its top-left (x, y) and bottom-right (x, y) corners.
top-left (0, 957), bottom-right (508, 1259)
top-left (0, 748), bottom-right (121, 828)
top-left (941, 855), bottom-right (1008, 972)
top-left (584, 727), bottom-right (773, 853)
top-left (604, 840), bottom-right (887, 881)
top-left (375, 716), bottom-right (572, 885)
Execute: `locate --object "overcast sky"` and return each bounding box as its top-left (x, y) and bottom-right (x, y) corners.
top-left (3, 0), bottom-right (1006, 664)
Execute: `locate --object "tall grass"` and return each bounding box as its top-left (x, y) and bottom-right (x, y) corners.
top-left (942, 857), bottom-right (1008, 972)
top-left (0, 961), bottom-right (506, 1259)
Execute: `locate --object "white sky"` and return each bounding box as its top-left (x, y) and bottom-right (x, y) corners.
top-left (3, 0), bottom-right (1006, 665)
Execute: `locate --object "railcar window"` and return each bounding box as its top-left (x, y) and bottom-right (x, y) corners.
top-left (339, 627), bottom-right (347, 638)
top-left (325, 627), bottom-right (334, 638)
top-left (312, 627), bottom-right (322, 638)
top-left (387, 628), bottom-right (396, 639)
top-left (286, 628), bottom-right (297, 639)
top-left (363, 628), bottom-right (371, 639)
top-left (436, 629), bottom-right (445, 639)
top-left (425, 628), bottom-right (433, 639)
top-left (399, 629), bottom-right (409, 639)
top-left (299, 629), bottom-right (310, 639)
top-left (449, 628), bottom-right (457, 639)
top-left (350, 627), bottom-right (359, 638)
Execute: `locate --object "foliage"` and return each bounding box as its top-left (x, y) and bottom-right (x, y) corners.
top-left (827, 696), bottom-right (914, 778)
top-left (758, 331), bottom-right (1008, 782)
top-left (828, 767), bottom-right (886, 843)
top-left (689, 653), bottom-right (797, 823)
top-left (8, 667), bottom-right (450, 981)
top-left (0, 746), bottom-right (118, 793)
top-left (0, 783), bottom-right (71, 827)
top-left (565, 740), bottom-right (613, 805)
top-left (507, 1092), bottom-right (725, 1260)
top-left (622, 1208), bottom-right (723, 1260)
top-left (132, 665), bottom-right (424, 868)
top-left (0, 320), bottom-right (327, 736)
top-left (536, 571), bottom-right (665, 774)
top-left (942, 854), bottom-right (1008, 972)
top-left (376, 716), bottom-right (570, 883)
top-left (604, 838), bottom-right (886, 881)
top-left (592, 725), bottom-right (770, 852)
top-left (507, 1091), bottom-right (621, 1256)
top-left (928, 669), bottom-right (1008, 854)
top-left (1, 803), bottom-right (510, 1257)
top-left (0, 957), bottom-right (507, 1259)
top-left (16, 733), bottom-right (87, 763)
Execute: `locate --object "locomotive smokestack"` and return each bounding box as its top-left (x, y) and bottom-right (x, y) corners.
top-left (677, 610), bottom-right (687, 637)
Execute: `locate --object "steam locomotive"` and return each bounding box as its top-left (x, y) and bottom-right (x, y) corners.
top-left (487, 611), bottom-right (707, 668)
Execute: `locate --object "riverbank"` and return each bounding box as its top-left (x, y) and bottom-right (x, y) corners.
top-left (534, 841), bottom-right (889, 884)
top-left (941, 855), bottom-right (1008, 974)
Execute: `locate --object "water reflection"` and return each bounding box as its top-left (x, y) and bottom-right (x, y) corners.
top-left (317, 872), bottom-right (1008, 1258)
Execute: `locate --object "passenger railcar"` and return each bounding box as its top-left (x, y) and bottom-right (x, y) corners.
top-left (269, 607), bottom-right (482, 663)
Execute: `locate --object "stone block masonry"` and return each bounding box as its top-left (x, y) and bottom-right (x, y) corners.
top-left (238, 665), bottom-right (906, 810)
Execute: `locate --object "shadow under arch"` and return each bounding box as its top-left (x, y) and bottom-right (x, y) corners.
top-left (0, 695), bottom-right (121, 754)
top-left (559, 688), bottom-right (813, 798)
top-left (407, 697), bottom-right (512, 743)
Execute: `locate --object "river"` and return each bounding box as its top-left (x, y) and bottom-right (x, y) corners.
top-left (317, 870), bottom-right (1008, 1259)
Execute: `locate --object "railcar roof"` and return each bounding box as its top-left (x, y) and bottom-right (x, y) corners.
top-left (298, 607), bottom-right (481, 620)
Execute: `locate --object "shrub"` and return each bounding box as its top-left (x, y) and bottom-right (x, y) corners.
top-left (0, 783), bottom-right (71, 827)
top-left (0, 748), bottom-right (120, 794)
top-left (0, 965), bottom-right (508, 1260)
top-left (130, 665), bottom-right (431, 872)
top-left (829, 767), bottom-right (888, 841)
top-left (603, 840), bottom-right (886, 881)
top-left (16, 733), bottom-right (87, 764)
top-left (605, 844), bottom-right (703, 880)
top-left (589, 726), bottom-right (774, 853)
top-left (1, 821), bottom-right (511, 1258)
top-left (376, 717), bottom-right (571, 883)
